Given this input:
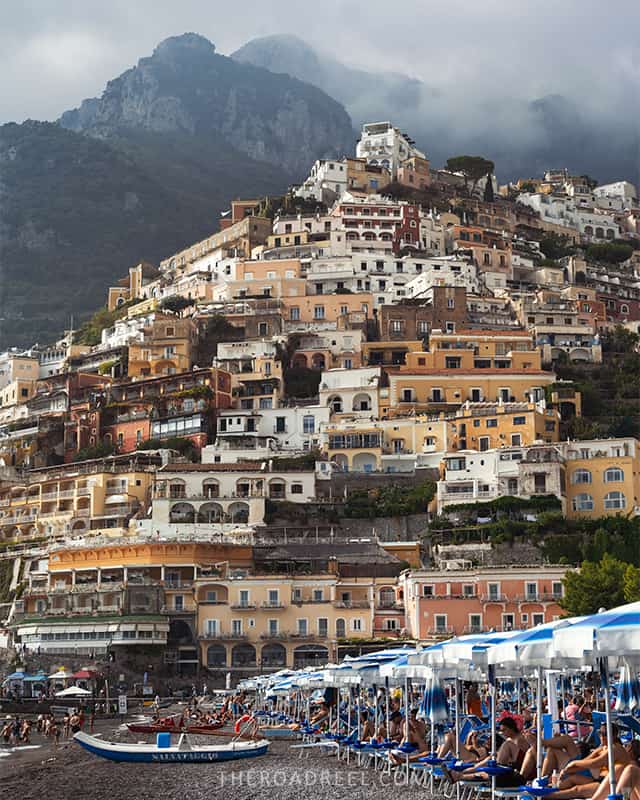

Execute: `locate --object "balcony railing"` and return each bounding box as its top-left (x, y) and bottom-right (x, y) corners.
top-left (230, 603), bottom-right (257, 610)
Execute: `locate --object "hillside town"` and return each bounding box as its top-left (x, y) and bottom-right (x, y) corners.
top-left (1, 119), bottom-right (640, 693)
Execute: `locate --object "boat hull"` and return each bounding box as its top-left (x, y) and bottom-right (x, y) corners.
top-left (127, 722), bottom-right (223, 735)
top-left (74, 732), bottom-right (269, 763)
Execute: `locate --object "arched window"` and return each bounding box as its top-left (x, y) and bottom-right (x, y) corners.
top-left (328, 395), bottom-right (343, 414)
top-left (169, 502), bottom-right (195, 523)
top-left (572, 469), bottom-right (592, 484)
top-left (572, 493), bottom-right (594, 512)
top-left (604, 491), bottom-right (626, 510)
top-left (202, 479), bottom-right (220, 498)
top-left (335, 618), bottom-right (346, 637)
top-left (604, 467), bottom-right (624, 483)
top-left (621, 304), bottom-right (630, 315)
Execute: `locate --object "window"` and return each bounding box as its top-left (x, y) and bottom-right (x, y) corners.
top-left (239, 590), bottom-right (250, 607)
top-left (268, 619), bottom-right (279, 636)
top-left (486, 418), bottom-right (497, 428)
top-left (513, 416), bottom-right (526, 425)
top-left (291, 483), bottom-right (303, 494)
top-left (314, 305), bottom-right (325, 319)
top-left (232, 619), bottom-right (243, 636)
top-left (534, 473), bottom-right (547, 494)
top-left (447, 297), bottom-right (455, 309)
top-left (572, 493), bottom-right (594, 511)
top-left (511, 434), bottom-right (522, 446)
top-left (268, 589), bottom-right (280, 606)
top-left (318, 618), bottom-right (328, 637)
top-left (205, 619), bottom-right (219, 636)
top-left (463, 584), bottom-right (475, 597)
top-left (507, 477), bottom-right (518, 494)
top-left (488, 583), bottom-right (500, 601)
top-left (572, 469), bottom-right (592, 484)
top-left (352, 618), bottom-right (363, 632)
top-left (604, 467), bottom-right (624, 483)
top-left (502, 613), bottom-right (515, 630)
top-left (532, 613), bottom-right (544, 626)
top-left (206, 591), bottom-right (218, 603)
top-left (469, 614), bottom-right (482, 633)
top-left (422, 585), bottom-right (435, 597)
top-left (297, 619), bottom-right (308, 636)
top-left (552, 582), bottom-right (563, 599)
top-left (604, 491), bottom-right (626, 510)
top-left (391, 319), bottom-right (404, 334)
top-left (525, 582), bottom-right (538, 600)
top-left (479, 437), bottom-right (490, 452)
top-left (434, 614), bottom-right (447, 633)
top-left (174, 595), bottom-right (184, 611)
top-left (290, 307), bottom-right (300, 321)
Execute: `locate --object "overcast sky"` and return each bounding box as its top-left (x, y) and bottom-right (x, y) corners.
top-left (2, 0), bottom-right (639, 124)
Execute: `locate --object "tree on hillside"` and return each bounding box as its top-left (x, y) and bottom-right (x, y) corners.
top-left (445, 156), bottom-right (495, 193)
top-left (601, 325), bottom-right (640, 354)
top-left (539, 232), bottom-right (576, 261)
top-left (585, 242), bottom-right (634, 265)
top-left (160, 296), bottom-right (193, 314)
top-left (483, 176), bottom-right (495, 203)
top-left (561, 554), bottom-right (628, 615)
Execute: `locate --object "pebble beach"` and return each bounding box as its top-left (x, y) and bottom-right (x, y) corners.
top-left (0, 717), bottom-right (431, 800)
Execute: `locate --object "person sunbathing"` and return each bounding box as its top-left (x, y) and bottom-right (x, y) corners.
top-left (541, 732), bottom-right (582, 777)
top-left (437, 728), bottom-right (489, 761)
top-left (549, 724), bottom-right (631, 797)
top-left (442, 716), bottom-right (533, 787)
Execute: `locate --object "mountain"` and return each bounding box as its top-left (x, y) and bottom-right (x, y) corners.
top-left (61, 33), bottom-right (354, 176)
top-left (231, 34), bottom-right (429, 128)
top-left (0, 34), bottom-right (355, 349)
top-left (233, 34), bottom-right (638, 186)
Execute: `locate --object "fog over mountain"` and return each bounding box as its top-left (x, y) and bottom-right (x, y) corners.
top-left (233, 34), bottom-right (639, 185)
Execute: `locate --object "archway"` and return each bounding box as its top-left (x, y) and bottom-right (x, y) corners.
top-left (207, 644), bottom-right (227, 668)
top-left (293, 644), bottom-right (329, 669)
top-left (197, 502), bottom-right (223, 523)
top-left (228, 502), bottom-right (250, 524)
top-left (261, 643), bottom-right (287, 668)
top-left (169, 502), bottom-right (196, 524)
top-left (231, 643), bottom-right (256, 667)
top-left (352, 392), bottom-right (372, 411)
top-left (352, 452), bottom-right (377, 472)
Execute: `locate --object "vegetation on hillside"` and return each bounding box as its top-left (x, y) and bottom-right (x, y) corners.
top-left (343, 480), bottom-right (436, 518)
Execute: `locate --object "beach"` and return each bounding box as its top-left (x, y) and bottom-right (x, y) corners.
top-left (1, 716), bottom-right (430, 800)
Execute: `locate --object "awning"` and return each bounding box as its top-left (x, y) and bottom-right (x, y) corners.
top-left (137, 624), bottom-right (155, 632)
top-left (105, 494), bottom-right (129, 504)
top-left (120, 624), bottom-right (136, 631)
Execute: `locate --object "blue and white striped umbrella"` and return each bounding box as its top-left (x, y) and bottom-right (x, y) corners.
top-left (615, 661), bottom-right (640, 712)
top-left (552, 601), bottom-right (640, 664)
top-left (419, 673), bottom-right (449, 724)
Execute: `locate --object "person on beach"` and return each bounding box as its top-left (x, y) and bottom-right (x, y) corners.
top-left (51, 720), bottom-right (60, 747)
top-left (1, 718), bottom-right (11, 744)
top-left (70, 712), bottom-right (81, 734)
top-left (90, 708), bottom-right (95, 733)
top-left (63, 712), bottom-right (71, 738)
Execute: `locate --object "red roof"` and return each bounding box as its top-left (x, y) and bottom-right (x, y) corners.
top-left (72, 669), bottom-right (97, 679)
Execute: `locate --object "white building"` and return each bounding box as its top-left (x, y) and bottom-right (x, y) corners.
top-left (151, 463), bottom-right (317, 530)
top-left (319, 367), bottom-right (381, 418)
top-left (203, 404), bottom-right (331, 463)
top-left (404, 258), bottom-right (480, 298)
top-left (593, 181), bottom-right (638, 209)
top-left (356, 121), bottom-right (426, 179)
top-left (295, 159), bottom-right (349, 203)
top-left (517, 193), bottom-right (620, 240)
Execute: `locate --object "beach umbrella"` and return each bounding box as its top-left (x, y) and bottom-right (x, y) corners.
top-left (551, 602), bottom-right (640, 800)
top-left (55, 686), bottom-right (92, 697)
top-left (419, 673), bottom-right (449, 724)
top-left (615, 661), bottom-right (640, 713)
top-left (551, 601), bottom-right (640, 663)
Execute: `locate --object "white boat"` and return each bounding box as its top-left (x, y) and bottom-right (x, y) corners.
top-left (74, 731), bottom-right (269, 763)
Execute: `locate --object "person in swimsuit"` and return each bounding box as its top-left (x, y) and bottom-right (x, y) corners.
top-left (443, 716), bottom-right (532, 787)
top-left (551, 724), bottom-right (631, 798)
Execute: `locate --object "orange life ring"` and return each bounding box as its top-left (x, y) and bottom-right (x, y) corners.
top-left (234, 714), bottom-right (253, 734)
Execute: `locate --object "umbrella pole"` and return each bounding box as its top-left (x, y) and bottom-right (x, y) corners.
top-left (385, 676), bottom-right (390, 740)
top-left (454, 676), bottom-right (460, 757)
top-left (600, 658), bottom-right (619, 800)
top-left (536, 668), bottom-right (543, 780)
top-left (489, 671), bottom-right (496, 800)
top-left (405, 676), bottom-right (411, 786)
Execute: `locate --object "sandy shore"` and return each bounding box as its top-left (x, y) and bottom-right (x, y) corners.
top-left (1, 716), bottom-right (432, 800)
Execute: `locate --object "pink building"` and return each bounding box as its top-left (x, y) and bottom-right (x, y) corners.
top-left (400, 565), bottom-right (568, 641)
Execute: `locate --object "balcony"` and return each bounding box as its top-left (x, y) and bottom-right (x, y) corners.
top-left (261, 601), bottom-right (285, 610)
top-left (164, 581), bottom-right (193, 590)
top-left (427, 626), bottom-right (455, 637)
top-left (333, 600), bottom-right (370, 609)
top-left (230, 603), bottom-right (257, 610)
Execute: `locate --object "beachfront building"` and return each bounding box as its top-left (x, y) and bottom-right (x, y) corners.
top-left (0, 453), bottom-right (159, 547)
top-left (197, 541), bottom-right (406, 677)
top-left (401, 565), bottom-right (568, 640)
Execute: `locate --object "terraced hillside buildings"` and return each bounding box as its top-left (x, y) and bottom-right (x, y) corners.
top-left (1, 119), bottom-right (639, 683)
